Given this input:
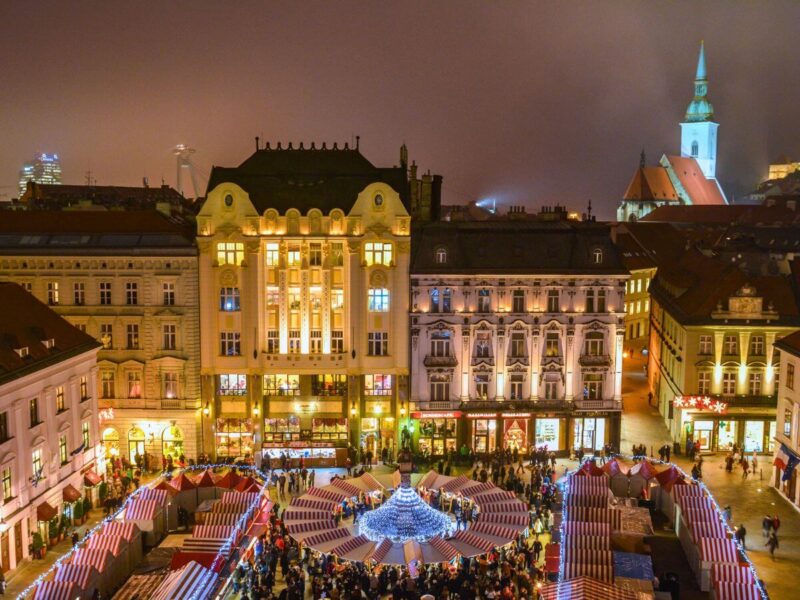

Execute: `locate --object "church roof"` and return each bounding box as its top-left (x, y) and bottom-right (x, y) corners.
top-left (662, 156), bottom-right (726, 206)
top-left (205, 143), bottom-right (410, 214)
top-left (622, 166), bottom-right (679, 202)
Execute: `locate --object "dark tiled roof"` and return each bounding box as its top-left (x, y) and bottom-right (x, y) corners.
top-left (206, 146), bottom-right (410, 214)
top-left (642, 204), bottom-right (800, 226)
top-left (23, 183), bottom-right (184, 203)
top-left (775, 330), bottom-right (800, 358)
top-left (612, 232), bottom-right (657, 271)
top-left (410, 221), bottom-right (627, 275)
top-left (0, 283), bottom-right (100, 384)
top-left (0, 211), bottom-right (195, 253)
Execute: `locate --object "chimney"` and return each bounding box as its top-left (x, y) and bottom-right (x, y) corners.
top-left (431, 174), bottom-right (443, 221)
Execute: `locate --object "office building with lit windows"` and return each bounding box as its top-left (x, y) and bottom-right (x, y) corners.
top-left (197, 141), bottom-right (440, 464)
top-left (17, 153), bottom-right (62, 198)
top-left (408, 220), bottom-right (628, 457)
top-left (0, 212), bottom-right (201, 467)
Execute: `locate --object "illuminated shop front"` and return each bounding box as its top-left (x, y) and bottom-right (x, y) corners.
top-left (261, 415), bottom-right (349, 467)
top-left (572, 417), bottom-right (607, 451)
top-left (128, 426), bottom-right (146, 463)
top-left (502, 414), bottom-right (530, 452)
top-left (102, 427), bottom-right (120, 459)
top-left (360, 417), bottom-right (396, 458)
top-left (216, 418), bottom-right (254, 458)
top-left (161, 425), bottom-right (185, 460)
top-left (413, 412), bottom-right (459, 457)
top-left (471, 417), bottom-right (497, 454)
top-left (534, 417), bottom-right (563, 451)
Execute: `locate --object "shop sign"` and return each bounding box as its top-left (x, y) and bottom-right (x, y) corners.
top-left (262, 441), bottom-right (335, 449)
top-left (501, 413), bottom-right (531, 418)
top-left (410, 411), bottom-right (462, 418)
top-left (467, 413), bottom-right (499, 419)
top-left (674, 395), bottom-right (727, 414)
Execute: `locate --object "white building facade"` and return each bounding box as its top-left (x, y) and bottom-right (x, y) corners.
top-left (773, 332), bottom-right (800, 505)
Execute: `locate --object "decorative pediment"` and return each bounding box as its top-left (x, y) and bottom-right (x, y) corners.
top-left (32, 436), bottom-right (46, 448)
top-left (583, 320), bottom-right (608, 331)
top-left (0, 451), bottom-right (16, 466)
top-left (58, 420), bottom-right (71, 433)
top-left (428, 320), bottom-right (455, 331)
top-left (471, 363), bottom-right (494, 374)
top-left (474, 320), bottom-right (494, 331)
top-left (120, 359), bottom-right (146, 368)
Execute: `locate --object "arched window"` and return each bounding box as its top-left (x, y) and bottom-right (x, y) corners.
top-left (691, 141), bottom-right (699, 157)
top-left (127, 427), bottom-right (145, 464)
top-left (592, 248), bottom-right (603, 264)
top-left (162, 425), bottom-right (184, 461)
top-left (435, 247), bottom-right (447, 264)
top-left (102, 427), bottom-right (120, 459)
top-left (430, 288), bottom-right (440, 313)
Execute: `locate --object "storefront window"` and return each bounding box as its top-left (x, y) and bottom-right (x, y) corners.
top-left (535, 418), bottom-right (560, 450)
top-left (768, 421), bottom-right (776, 453)
top-left (718, 421), bottom-right (737, 451)
top-left (216, 418), bottom-right (254, 458)
top-left (263, 416), bottom-right (300, 442)
top-left (218, 373), bottom-right (247, 395)
top-left (312, 418), bottom-right (348, 442)
top-left (102, 427), bottom-right (120, 459)
top-left (573, 418), bottom-right (606, 451)
top-left (311, 375), bottom-right (347, 396)
top-left (472, 419), bottom-right (497, 454)
top-left (418, 418), bottom-right (457, 456)
top-left (162, 425), bottom-right (184, 460)
top-left (744, 421), bottom-right (765, 453)
top-left (128, 427), bottom-right (145, 464)
top-left (263, 374), bottom-right (300, 396)
top-left (503, 418), bottom-right (528, 451)
top-left (693, 420), bottom-right (714, 451)
top-left (364, 374), bottom-right (392, 396)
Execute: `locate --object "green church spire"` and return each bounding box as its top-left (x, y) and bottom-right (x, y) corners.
top-left (685, 40), bottom-right (714, 122)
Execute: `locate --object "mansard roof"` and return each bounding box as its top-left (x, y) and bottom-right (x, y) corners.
top-left (206, 143), bottom-right (409, 214)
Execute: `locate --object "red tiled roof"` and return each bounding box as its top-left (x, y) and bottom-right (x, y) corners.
top-left (775, 330), bottom-right (800, 357)
top-left (663, 156), bottom-right (726, 206)
top-left (623, 166), bottom-right (679, 202)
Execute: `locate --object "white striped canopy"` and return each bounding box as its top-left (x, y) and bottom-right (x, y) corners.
top-left (689, 519), bottom-right (728, 540)
top-left (451, 530), bottom-right (496, 553)
top-left (418, 471), bottom-right (442, 489)
top-left (54, 563), bottom-right (98, 588)
top-left (458, 481), bottom-right (495, 497)
top-left (566, 507), bottom-right (621, 529)
top-left (681, 506), bottom-right (717, 525)
top-left (220, 490), bottom-right (259, 504)
top-left (428, 535), bottom-right (458, 561)
top-left (182, 537), bottom-right (232, 556)
top-left (441, 475), bottom-right (470, 492)
top-left (570, 477), bottom-right (610, 490)
top-left (678, 496), bottom-right (714, 511)
top-left (370, 539), bottom-right (393, 563)
top-left (112, 573), bottom-right (165, 600)
top-left (286, 520), bottom-right (337, 535)
top-left (479, 512), bottom-right (528, 527)
top-left (472, 490), bottom-right (517, 505)
top-left (71, 548), bottom-right (113, 571)
top-left (291, 497), bottom-right (337, 511)
top-left (712, 564), bottom-right (755, 584)
top-left (330, 534), bottom-right (370, 555)
top-left (151, 560), bottom-right (217, 600)
top-left (673, 485), bottom-right (705, 499)
top-left (477, 500), bottom-right (528, 513)
top-left (713, 581), bottom-right (762, 600)
top-left (303, 527), bottom-right (350, 548)
top-left (34, 581), bottom-right (78, 600)
top-left (698, 537), bottom-right (738, 563)
top-left (565, 494), bottom-right (608, 508)
top-left (124, 499), bottom-right (160, 521)
top-left (101, 521), bottom-right (140, 541)
top-left (561, 522), bottom-right (611, 537)
top-left (137, 488), bottom-right (169, 504)
top-left (470, 521), bottom-right (518, 541)
top-left (283, 509), bottom-right (333, 522)
top-left (329, 478), bottom-right (362, 496)
top-left (307, 487), bottom-right (348, 502)
top-left (192, 525), bottom-right (237, 540)
top-left (562, 535), bottom-right (611, 550)
top-left (203, 512), bottom-right (241, 526)
top-left (562, 548), bottom-right (614, 565)
top-left (563, 562), bottom-right (614, 582)
top-left (86, 533), bottom-right (126, 556)
top-left (539, 576), bottom-right (640, 600)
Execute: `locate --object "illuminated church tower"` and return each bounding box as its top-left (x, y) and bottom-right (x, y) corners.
top-left (680, 41), bottom-right (718, 179)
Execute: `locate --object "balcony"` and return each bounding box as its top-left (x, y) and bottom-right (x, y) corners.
top-left (573, 398), bottom-right (621, 411)
top-left (579, 354), bottom-right (611, 367)
top-left (415, 400), bottom-right (461, 411)
top-left (424, 355), bottom-right (458, 368)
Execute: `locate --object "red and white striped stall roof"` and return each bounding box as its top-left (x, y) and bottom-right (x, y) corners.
top-left (561, 522), bottom-right (612, 537)
top-left (307, 487), bottom-right (348, 502)
top-left (303, 527), bottom-right (350, 547)
top-left (124, 499), bottom-right (160, 521)
top-left (330, 534), bottom-right (371, 557)
top-left (472, 490), bottom-right (517, 505)
top-left (681, 506), bottom-right (718, 525)
top-left (329, 478), bottom-right (363, 497)
top-left (476, 500), bottom-right (528, 513)
top-left (562, 534), bottom-right (611, 551)
top-left (539, 576), bottom-right (640, 600)
top-left (137, 488), bottom-right (169, 504)
top-left (470, 521), bottom-right (518, 541)
top-left (101, 521), bottom-right (139, 541)
top-left (86, 534), bottom-right (126, 556)
top-left (283, 509), bottom-right (333, 522)
top-left (356, 472), bottom-right (384, 492)
top-left (54, 563), bottom-right (98, 588)
top-left (561, 548), bottom-right (614, 565)
top-left (712, 564), bottom-right (756, 584)
top-left (565, 494), bottom-right (608, 508)
top-left (290, 497), bottom-right (337, 511)
top-left (689, 519), bottom-right (728, 540)
top-left (458, 481), bottom-right (496, 497)
top-left (370, 539), bottom-right (393, 563)
top-left (71, 548), bottom-right (113, 571)
top-left (220, 491), bottom-right (259, 504)
top-left (34, 580), bottom-right (79, 600)
top-left (192, 525), bottom-right (237, 540)
top-left (441, 475), bottom-right (470, 492)
top-left (698, 537), bottom-right (739, 563)
top-left (713, 581), bottom-right (762, 600)
top-left (673, 485), bottom-right (705, 499)
top-left (286, 521), bottom-right (337, 535)
top-left (427, 536), bottom-right (459, 561)
top-left (418, 471), bottom-right (441, 490)
top-left (182, 538), bottom-right (232, 555)
top-left (678, 496), bottom-right (715, 511)
top-left (478, 512), bottom-right (529, 527)
top-left (563, 562), bottom-right (614, 582)
top-left (211, 500), bottom-right (251, 514)
top-left (451, 530), bottom-right (496, 553)
top-left (570, 477), bottom-right (610, 490)
top-left (203, 512), bottom-right (241, 526)
top-left (566, 508), bottom-right (621, 529)
top-left (150, 560), bottom-right (217, 600)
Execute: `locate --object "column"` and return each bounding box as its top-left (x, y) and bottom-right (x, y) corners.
top-left (565, 328), bottom-right (575, 401)
top-left (765, 332), bottom-right (777, 395)
top-left (300, 268), bottom-right (310, 354)
top-left (529, 327), bottom-right (540, 400)
top-left (460, 327), bottom-right (470, 402)
top-left (738, 331), bottom-right (751, 395)
top-left (613, 326), bottom-right (624, 401)
top-left (712, 331), bottom-right (724, 394)
top-left (322, 269), bottom-right (331, 354)
top-left (278, 242), bottom-right (289, 354)
top-left (495, 327), bottom-right (506, 401)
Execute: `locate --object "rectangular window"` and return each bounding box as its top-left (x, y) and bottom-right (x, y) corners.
top-left (749, 335), bottom-right (764, 356)
top-left (127, 372), bottom-right (142, 398)
top-left (545, 332), bottom-right (560, 357)
top-left (219, 374), bottom-right (247, 395)
top-left (217, 242), bottom-right (244, 266)
top-left (699, 335), bottom-right (712, 355)
top-left (722, 372), bottom-right (736, 396)
top-left (1, 468), bottom-right (11, 501)
top-left (75, 324), bottom-right (87, 333)
top-left (585, 289), bottom-right (595, 313)
top-left (220, 332), bottom-right (241, 356)
top-left (430, 376), bottom-right (449, 401)
top-left (475, 374), bottom-right (490, 399)
top-left (99, 282), bottom-right (112, 305)
top-left (266, 330), bottom-right (279, 354)
top-left (32, 449), bottom-right (42, 477)
top-left (287, 245), bottom-right (301, 267)
top-left (698, 371), bottom-right (711, 395)
top-left (477, 289), bottom-right (490, 312)
top-left (265, 242), bottom-right (280, 266)
top-left (748, 372), bottom-right (762, 396)
top-left (331, 330), bottom-right (344, 353)
top-left (788, 363), bottom-right (795, 391)
top-left (219, 287), bottom-right (240, 311)
top-left (126, 324), bottom-right (139, 349)
top-left (583, 334), bottom-right (604, 356)
top-left (101, 372), bottom-right (114, 399)
top-left (309, 243), bottom-right (322, 266)
top-left (637, 279), bottom-right (643, 293)
top-left (55, 386), bottom-right (65, 412)
top-left (47, 281), bottom-right (59, 305)
top-left (21, 282), bottom-right (31, 292)
top-left (547, 290), bottom-right (559, 313)
top-left (263, 374), bottom-right (300, 396)
top-left (784, 407), bottom-right (792, 438)
top-left (288, 330), bottom-right (301, 354)
top-left (442, 288), bottom-right (452, 313)
top-left (312, 374), bottom-right (347, 396)
top-left (80, 376), bottom-right (88, 401)
top-left (510, 332), bottom-right (526, 357)
top-left (125, 282), bottom-right (138, 305)
top-left (583, 374), bottom-right (604, 400)
top-left (724, 335), bottom-right (738, 355)
top-left (512, 290), bottom-right (525, 313)
top-left (162, 282), bottom-right (175, 306)
top-left (475, 333), bottom-right (491, 358)
top-left (510, 374), bottom-right (524, 400)
top-left (29, 398), bottom-right (39, 427)
top-left (364, 242), bottom-right (392, 266)
top-left (367, 332), bottom-right (389, 356)
top-left (331, 289), bottom-right (344, 310)
top-left (330, 243), bottom-right (344, 267)
top-left (598, 289), bottom-right (606, 312)
top-left (162, 324), bottom-right (177, 350)
top-left (0, 412), bottom-right (9, 443)
top-left (59, 435), bottom-right (68, 465)
top-left (163, 373), bottom-right (178, 398)
top-left (82, 422), bottom-right (90, 449)
top-left (73, 282), bottom-right (85, 305)
top-left (368, 288), bottom-right (390, 312)
top-left (310, 330), bottom-right (322, 353)
top-left (364, 374), bottom-right (393, 396)
top-left (430, 331), bottom-right (451, 357)
top-left (544, 379), bottom-right (558, 400)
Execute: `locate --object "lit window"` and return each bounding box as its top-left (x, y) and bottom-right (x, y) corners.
top-left (331, 330), bottom-right (344, 353)
top-left (435, 247), bottom-right (447, 264)
top-left (364, 374), bottom-right (393, 396)
top-left (266, 330), bottom-right (279, 354)
top-left (2, 468), bottom-right (11, 501)
top-left (264, 374), bottom-right (300, 396)
top-left (545, 332), bottom-right (560, 357)
top-left (331, 289), bottom-right (344, 310)
top-left (55, 386), bottom-right (65, 412)
top-left (510, 331), bottom-right (526, 357)
top-left (368, 288), bottom-right (390, 312)
top-left (265, 243), bottom-right (280, 266)
top-left (219, 287), bottom-right (240, 311)
top-left (59, 435), bottom-right (68, 465)
top-left (80, 376), bottom-right (89, 401)
top-left (722, 372), bottom-right (736, 396)
top-left (749, 335), bottom-right (764, 356)
top-left (699, 335), bottom-right (712, 355)
top-left (748, 372), bottom-right (762, 396)
top-left (788, 363), bottom-right (795, 390)
top-left (32, 449), bottom-right (42, 477)
top-left (101, 372), bottom-right (115, 399)
top-left (81, 422), bottom-right (90, 449)
top-left (592, 248), bottom-right (603, 264)
top-left (162, 282), bottom-right (175, 306)
top-left (365, 242), bottom-right (392, 266)
top-left (127, 372), bottom-right (142, 398)
top-left (724, 335), bottom-right (738, 355)
top-left (367, 332), bottom-right (389, 356)
top-left (287, 245), bottom-right (301, 266)
top-left (478, 289), bottom-right (491, 312)
top-left (442, 288), bottom-right (452, 312)
top-left (784, 407), bottom-right (792, 438)
top-left (47, 282), bottom-right (59, 305)
top-left (220, 332), bottom-right (241, 356)
top-left (583, 332), bottom-right (604, 356)
top-left (309, 243), bottom-right (322, 266)
top-left (698, 371), bottom-right (710, 395)
top-left (219, 374), bottom-right (247, 395)
top-left (217, 242), bottom-right (244, 266)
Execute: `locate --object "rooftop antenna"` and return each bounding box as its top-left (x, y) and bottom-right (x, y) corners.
top-left (356, 135), bottom-right (360, 150)
top-left (255, 136), bottom-right (260, 151)
top-left (84, 170), bottom-right (95, 186)
top-left (173, 144), bottom-right (200, 198)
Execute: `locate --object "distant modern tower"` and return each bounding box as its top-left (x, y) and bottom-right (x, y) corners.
top-left (18, 153), bottom-right (62, 197)
top-left (680, 41), bottom-right (719, 179)
top-left (173, 144), bottom-right (200, 198)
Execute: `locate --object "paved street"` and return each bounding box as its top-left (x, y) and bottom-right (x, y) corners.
top-left (621, 351), bottom-right (799, 600)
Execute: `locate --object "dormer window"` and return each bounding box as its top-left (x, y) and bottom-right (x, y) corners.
top-left (14, 347), bottom-right (29, 358)
top-left (592, 248), bottom-right (603, 264)
top-left (42, 338), bottom-right (55, 349)
top-left (435, 247), bottom-right (447, 265)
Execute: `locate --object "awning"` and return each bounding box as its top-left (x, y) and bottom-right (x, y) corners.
top-left (84, 469), bottom-right (102, 486)
top-left (37, 501), bottom-right (58, 522)
top-left (63, 484), bottom-right (82, 503)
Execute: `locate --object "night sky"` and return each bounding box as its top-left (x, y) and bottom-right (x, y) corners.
top-left (1, 1), bottom-right (799, 218)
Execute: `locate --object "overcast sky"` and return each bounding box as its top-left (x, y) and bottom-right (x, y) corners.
top-left (1, 1), bottom-right (798, 217)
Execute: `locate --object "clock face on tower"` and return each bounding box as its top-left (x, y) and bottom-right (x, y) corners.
top-left (696, 83), bottom-right (707, 96)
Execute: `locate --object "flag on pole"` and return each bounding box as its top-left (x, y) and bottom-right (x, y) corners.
top-left (774, 444), bottom-right (800, 481)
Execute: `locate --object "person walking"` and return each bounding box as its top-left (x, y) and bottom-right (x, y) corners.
top-left (735, 524), bottom-right (747, 549)
top-left (762, 515), bottom-right (773, 539)
top-left (741, 459), bottom-right (750, 480)
top-left (765, 531), bottom-right (779, 560)
top-left (772, 514), bottom-right (781, 535)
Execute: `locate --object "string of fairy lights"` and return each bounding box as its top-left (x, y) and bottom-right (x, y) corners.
top-left (556, 455), bottom-right (768, 600)
top-left (15, 463), bottom-right (270, 600)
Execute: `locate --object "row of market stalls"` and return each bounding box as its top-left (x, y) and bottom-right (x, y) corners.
top-left (539, 458), bottom-right (766, 600)
top-left (33, 467), bottom-right (268, 600)
top-left (285, 470), bottom-right (529, 572)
